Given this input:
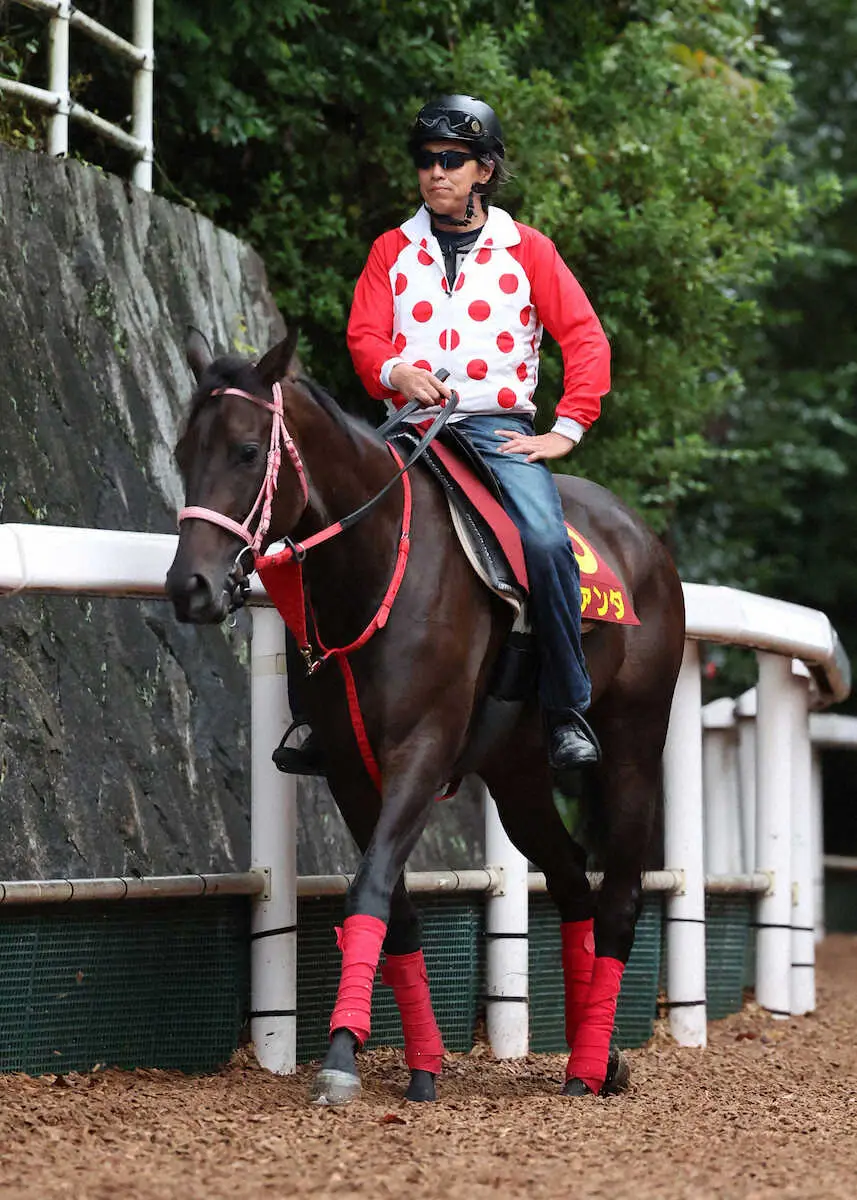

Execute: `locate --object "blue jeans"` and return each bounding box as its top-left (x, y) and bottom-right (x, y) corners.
top-left (456, 413), bottom-right (591, 717)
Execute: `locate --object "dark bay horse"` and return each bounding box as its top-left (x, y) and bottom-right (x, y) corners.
top-left (166, 331), bottom-right (685, 1104)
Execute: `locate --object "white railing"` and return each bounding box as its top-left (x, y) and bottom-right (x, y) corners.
top-left (705, 700), bottom-right (857, 946)
top-left (0, 523), bottom-right (851, 1069)
top-left (0, 0), bottom-right (154, 190)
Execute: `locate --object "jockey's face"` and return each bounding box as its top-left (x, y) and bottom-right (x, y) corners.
top-left (416, 139), bottom-right (494, 224)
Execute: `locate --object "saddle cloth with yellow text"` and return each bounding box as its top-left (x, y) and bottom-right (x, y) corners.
top-left (566, 524), bottom-right (639, 626)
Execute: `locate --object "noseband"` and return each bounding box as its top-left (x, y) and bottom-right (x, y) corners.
top-left (178, 380), bottom-right (308, 553)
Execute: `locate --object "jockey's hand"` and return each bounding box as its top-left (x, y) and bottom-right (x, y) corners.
top-left (389, 363), bottom-right (453, 408)
top-left (496, 429), bottom-right (576, 462)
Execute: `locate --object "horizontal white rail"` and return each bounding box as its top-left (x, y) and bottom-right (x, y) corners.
top-left (0, 78), bottom-right (148, 158)
top-left (0, 76), bottom-right (62, 109)
top-left (810, 713), bottom-right (857, 749)
top-left (70, 101), bottom-right (148, 156)
top-left (683, 583), bottom-right (850, 703)
top-left (824, 855), bottom-right (857, 873)
top-left (0, 867), bottom-right (772, 907)
top-left (298, 869), bottom-right (503, 897)
top-left (0, 524), bottom-right (849, 701)
top-left (0, 872), bottom-right (265, 904)
top-left (16, 1), bottom-right (151, 65)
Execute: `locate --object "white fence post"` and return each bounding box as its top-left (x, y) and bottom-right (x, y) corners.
top-left (663, 639), bottom-right (707, 1047)
top-left (249, 607), bottom-right (297, 1073)
top-left (735, 689), bottom-right (758, 875)
top-left (484, 785), bottom-right (529, 1058)
top-left (46, 0), bottom-right (71, 158)
top-left (755, 653), bottom-right (793, 1017)
top-left (789, 665), bottom-right (815, 1014)
top-left (811, 747), bottom-right (825, 943)
top-left (131, 0), bottom-right (155, 191)
top-left (702, 698), bottom-right (742, 875)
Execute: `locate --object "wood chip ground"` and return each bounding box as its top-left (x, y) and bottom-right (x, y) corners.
top-left (0, 935), bottom-right (855, 1198)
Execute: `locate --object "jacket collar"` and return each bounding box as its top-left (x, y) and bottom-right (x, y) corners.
top-left (400, 204), bottom-right (520, 254)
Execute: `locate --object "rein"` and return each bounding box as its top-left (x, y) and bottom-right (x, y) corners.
top-left (177, 373), bottom-right (458, 791)
top-left (177, 373), bottom-right (458, 651)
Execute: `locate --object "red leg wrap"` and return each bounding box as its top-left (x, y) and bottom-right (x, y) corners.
top-left (561, 918), bottom-right (596, 1050)
top-left (329, 914), bottom-right (387, 1045)
top-left (381, 949), bottom-right (445, 1074)
top-left (566, 956), bottom-right (625, 1094)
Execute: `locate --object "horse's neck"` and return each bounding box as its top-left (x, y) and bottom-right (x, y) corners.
top-left (283, 397), bottom-right (402, 638)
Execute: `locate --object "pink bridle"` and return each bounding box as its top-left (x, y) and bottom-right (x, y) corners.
top-left (178, 380), bottom-right (309, 553)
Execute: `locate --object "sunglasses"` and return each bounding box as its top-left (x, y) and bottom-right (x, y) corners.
top-left (413, 148), bottom-right (477, 171)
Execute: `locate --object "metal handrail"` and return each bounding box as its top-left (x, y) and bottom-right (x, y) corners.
top-left (0, 0), bottom-right (154, 189)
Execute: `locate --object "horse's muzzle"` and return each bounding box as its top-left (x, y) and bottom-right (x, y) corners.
top-left (166, 569), bottom-right (229, 624)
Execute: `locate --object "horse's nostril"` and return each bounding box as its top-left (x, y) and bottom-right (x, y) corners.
top-left (186, 573), bottom-right (211, 599)
top-left (168, 571), bottom-right (218, 622)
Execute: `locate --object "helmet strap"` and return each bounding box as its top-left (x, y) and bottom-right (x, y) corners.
top-left (423, 187), bottom-right (477, 229)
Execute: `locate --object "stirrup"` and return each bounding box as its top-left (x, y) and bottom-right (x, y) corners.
top-left (272, 720), bottom-right (328, 778)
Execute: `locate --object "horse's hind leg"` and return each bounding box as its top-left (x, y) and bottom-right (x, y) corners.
top-left (563, 735), bottom-right (662, 1098)
top-left (480, 727), bottom-right (599, 1085)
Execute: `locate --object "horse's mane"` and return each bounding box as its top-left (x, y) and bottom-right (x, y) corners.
top-left (186, 355), bottom-right (375, 450)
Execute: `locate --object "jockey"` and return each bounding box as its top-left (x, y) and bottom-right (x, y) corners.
top-left (275, 93), bottom-right (610, 777)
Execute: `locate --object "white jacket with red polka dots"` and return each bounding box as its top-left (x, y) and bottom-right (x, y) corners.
top-left (346, 205), bottom-right (610, 444)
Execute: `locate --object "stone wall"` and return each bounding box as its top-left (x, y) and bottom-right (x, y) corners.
top-left (0, 147), bottom-right (483, 879)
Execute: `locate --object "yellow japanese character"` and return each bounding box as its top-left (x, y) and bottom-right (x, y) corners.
top-left (609, 589), bottom-right (625, 621)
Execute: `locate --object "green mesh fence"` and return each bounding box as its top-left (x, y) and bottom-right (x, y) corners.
top-left (296, 895), bottom-right (480, 1063)
top-left (0, 898), bottom-right (250, 1076)
top-left (0, 881), bottom-right (756, 1079)
top-left (705, 894), bottom-right (751, 1020)
top-left (825, 871), bottom-right (857, 932)
top-left (528, 894), bottom-right (663, 1052)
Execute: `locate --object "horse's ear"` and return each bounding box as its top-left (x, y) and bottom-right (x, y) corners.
top-left (256, 325), bottom-right (300, 389)
top-left (186, 326), bottom-right (214, 383)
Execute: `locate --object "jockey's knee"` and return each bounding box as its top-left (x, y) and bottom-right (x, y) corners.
top-left (520, 523), bottom-right (569, 561)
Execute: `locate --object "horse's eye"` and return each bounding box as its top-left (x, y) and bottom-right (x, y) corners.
top-left (238, 443), bottom-right (260, 465)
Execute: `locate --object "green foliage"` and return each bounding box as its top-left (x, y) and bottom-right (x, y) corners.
top-left (0, 28), bottom-right (45, 151)
top-left (1, 1), bottom-right (847, 578)
top-left (673, 0), bottom-right (857, 693)
top-left (143, 1), bottom-right (820, 533)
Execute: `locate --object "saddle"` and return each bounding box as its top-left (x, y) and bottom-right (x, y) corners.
top-left (390, 425), bottom-right (640, 628)
top-left (390, 426), bottom-right (528, 616)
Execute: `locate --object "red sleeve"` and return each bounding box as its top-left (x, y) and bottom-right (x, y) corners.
top-left (346, 229), bottom-right (408, 401)
top-left (511, 224), bottom-right (610, 429)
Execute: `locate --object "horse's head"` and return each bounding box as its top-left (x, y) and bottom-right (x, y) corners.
top-left (166, 327), bottom-right (302, 623)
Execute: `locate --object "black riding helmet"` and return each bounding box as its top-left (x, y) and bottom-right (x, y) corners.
top-left (409, 94), bottom-right (505, 159)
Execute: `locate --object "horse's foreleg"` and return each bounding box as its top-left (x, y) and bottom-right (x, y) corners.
top-left (313, 744), bottom-right (450, 1106)
top-left (564, 749), bottom-right (659, 1098)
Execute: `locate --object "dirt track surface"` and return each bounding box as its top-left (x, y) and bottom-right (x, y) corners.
top-left (0, 937), bottom-right (855, 1200)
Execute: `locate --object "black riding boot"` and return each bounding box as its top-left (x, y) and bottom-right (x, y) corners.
top-left (548, 710), bottom-right (602, 769)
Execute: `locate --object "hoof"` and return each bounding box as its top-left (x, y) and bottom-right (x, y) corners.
top-left (561, 1050), bottom-right (631, 1099)
top-left (311, 1068), bottom-right (361, 1106)
top-left (601, 1048), bottom-right (630, 1096)
top-left (404, 1069), bottom-right (437, 1103)
top-left (562, 1077), bottom-right (592, 1097)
